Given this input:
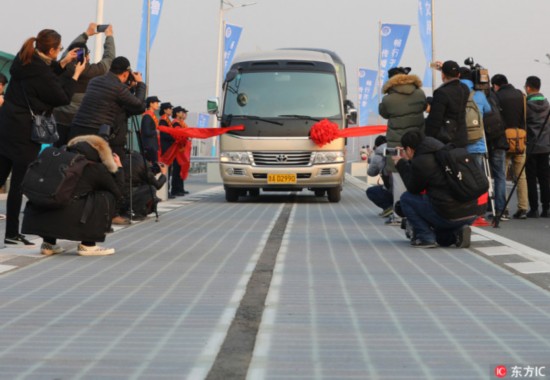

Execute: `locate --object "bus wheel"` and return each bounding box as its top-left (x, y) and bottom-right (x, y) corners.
top-left (225, 188), bottom-right (240, 202)
top-left (327, 186), bottom-right (341, 203)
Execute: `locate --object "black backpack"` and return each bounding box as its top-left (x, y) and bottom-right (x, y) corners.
top-left (21, 146), bottom-right (90, 209)
top-left (435, 145), bottom-right (489, 202)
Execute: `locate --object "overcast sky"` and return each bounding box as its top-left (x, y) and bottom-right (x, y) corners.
top-left (2, 0), bottom-right (550, 116)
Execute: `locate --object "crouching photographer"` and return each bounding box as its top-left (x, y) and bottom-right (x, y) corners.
top-left (120, 151), bottom-right (167, 220)
top-left (22, 135), bottom-right (125, 256)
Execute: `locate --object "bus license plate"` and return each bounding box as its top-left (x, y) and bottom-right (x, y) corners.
top-left (267, 173), bottom-right (297, 184)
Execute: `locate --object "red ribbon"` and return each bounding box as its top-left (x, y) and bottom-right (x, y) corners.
top-left (158, 125), bottom-right (245, 180)
top-left (309, 119), bottom-right (388, 147)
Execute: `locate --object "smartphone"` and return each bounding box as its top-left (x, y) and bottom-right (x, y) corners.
top-left (76, 49), bottom-right (85, 64)
top-left (97, 24), bottom-right (109, 33)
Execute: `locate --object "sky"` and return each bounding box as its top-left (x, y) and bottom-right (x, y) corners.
top-left (2, 0), bottom-right (550, 118)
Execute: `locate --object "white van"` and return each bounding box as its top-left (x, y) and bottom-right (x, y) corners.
top-left (208, 49), bottom-right (356, 202)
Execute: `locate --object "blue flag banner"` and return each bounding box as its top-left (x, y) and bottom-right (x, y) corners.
top-left (379, 23), bottom-right (411, 85)
top-left (418, 0), bottom-right (433, 88)
top-left (223, 23), bottom-right (243, 78)
top-left (197, 113), bottom-right (211, 128)
top-left (137, 0), bottom-right (164, 78)
top-left (358, 68), bottom-right (378, 126)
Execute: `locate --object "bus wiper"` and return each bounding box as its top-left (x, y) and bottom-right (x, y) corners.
top-left (232, 115), bottom-right (283, 125)
top-left (278, 114), bottom-right (322, 122)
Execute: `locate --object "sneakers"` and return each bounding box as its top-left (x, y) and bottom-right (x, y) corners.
top-left (40, 242), bottom-right (65, 256)
top-left (410, 240), bottom-right (437, 248)
top-left (112, 215), bottom-right (131, 225)
top-left (455, 225), bottom-right (471, 248)
top-left (513, 209), bottom-right (527, 220)
top-left (384, 214), bottom-right (402, 226)
top-left (4, 234), bottom-right (36, 247)
top-left (526, 209), bottom-right (540, 218)
top-left (77, 244), bottom-right (115, 256)
top-left (378, 206), bottom-right (393, 218)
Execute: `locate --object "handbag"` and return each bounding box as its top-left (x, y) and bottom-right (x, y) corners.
top-left (21, 83), bottom-right (59, 144)
top-left (505, 95), bottom-right (527, 154)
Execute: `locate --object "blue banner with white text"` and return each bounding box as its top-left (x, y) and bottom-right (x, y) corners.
top-left (358, 68), bottom-right (378, 126)
top-left (224, 23), bottom-right (243, 78)
top-left (379, 23), bottom-right (411, 86)
top-left (137, 0), bottom-right (164, 79)
top-left (418, 0), bottom-right (433, 88)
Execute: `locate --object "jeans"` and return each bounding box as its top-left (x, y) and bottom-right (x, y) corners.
top-left (400, 192), bottom-right (475, 245)
top-left (366, 185), bottom-right (393, 210)
top-left (489, 149), bottom-right (506, 213)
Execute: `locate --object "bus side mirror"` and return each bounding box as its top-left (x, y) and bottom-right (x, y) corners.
top-left (345, 100), bottom-right (357, 125)
top-left (207, 98), bottom-right (219, 115)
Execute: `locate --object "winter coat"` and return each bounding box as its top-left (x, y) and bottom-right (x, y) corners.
top-left (367, 143), bottom-right (391, 190)
top-left (22, 135), bottom-right (124, 242)
top-left (379, 74), bottom-right (426, 147)
top-left (486, 90), bottom-right (509, 151)
top-left (140, 112), bottom-right (159, 162)
top-left (396, 136), bottom-right (484, 220)
top-left (425, 78), bottom-right (470, 148)
top-left (495, 83), bottom-right (525, 129)
top-left (525, 93), bottom-right (550, 154)
top-left (53, 33), bottom-right (116, 126)
top-left (0, 53), bottom-right (76, 163)
top-left (69, 71), bottom-right (146, 138)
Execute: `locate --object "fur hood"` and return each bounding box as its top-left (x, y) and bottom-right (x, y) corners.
top-left (67, 135), bottom-right (118, 173)
top-left (382, 74), bottom-right (423, 94)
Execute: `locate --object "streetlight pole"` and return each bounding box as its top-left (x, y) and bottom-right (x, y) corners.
top-left (94, 0), bottom-right (104, 63)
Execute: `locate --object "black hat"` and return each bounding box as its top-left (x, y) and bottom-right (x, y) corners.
top-left (442, 60), bottom-right (460, 77)
top-left (146, 96), bottom-right (160, 106)
top-left (110, 56), bottom-right (132, 74)
top-left (388, 66), bottom-right (411, 78)
top-left (173, 106), bottom-right (188, 114)
top-left (160, 102), bottom-right (173, 111)
top-left (374, 135), bottom-right (387, 147)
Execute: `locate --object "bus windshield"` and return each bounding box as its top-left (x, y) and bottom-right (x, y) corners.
top-left (224, 71), bottom-right (341, 119)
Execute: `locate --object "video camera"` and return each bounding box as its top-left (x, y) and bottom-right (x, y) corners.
top-left (464, 57), bottom-right (490, 91)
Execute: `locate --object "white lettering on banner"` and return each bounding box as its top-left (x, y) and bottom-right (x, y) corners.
top-left (151, 0), bottom-right (161, 15)
top-left (225, 26), bottom-right (232, 38)
top-left (425, 3), bottom-right (432, 16)
top-left (393, 39), bottom-right (403, 47)
top-left (380, 59), bottom-right (387, 69)
top-left (381, 49), bottom-right (389, 58)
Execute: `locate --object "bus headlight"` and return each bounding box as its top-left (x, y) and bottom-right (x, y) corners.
top-left (313, 151), bottom-right (344, 164)
top-left (220, 151), bottom-right (251, 164)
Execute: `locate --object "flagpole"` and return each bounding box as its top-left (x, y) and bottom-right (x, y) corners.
top-left (431, 0), bottom-right (436, 92)
top-left (94, 0), bottom-right (104, 63)
top-left (377, 20), bottom-right (383, 124)
top-left (145, 0), bottom-right (151, 94)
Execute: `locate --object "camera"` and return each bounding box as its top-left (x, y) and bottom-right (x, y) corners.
top-left (464, 57), bottom-right (490, 90)
top-left (384, 147), bottom-right (402, 156)
top-left (98, 124), bottom-right (112, 141)
top-left (76, 49), bottom-right (85, 64)
top-left (97, 24), bottom-right (109, 33)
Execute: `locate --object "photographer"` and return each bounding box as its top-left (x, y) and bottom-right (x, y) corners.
top-left (393, 131), bottom-right (482, 248)
top-left (22, 134), bottom-right (125, 256)
top-left (53, 22), bottom-right (115, 147)
top-left (69, 56), bottom-right (146, 140)
top-left (366, 135), bottom-right (393, 217)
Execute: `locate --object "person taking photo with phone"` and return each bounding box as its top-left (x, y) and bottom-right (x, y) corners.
top-left (54, 22), bottom-right (116, 147)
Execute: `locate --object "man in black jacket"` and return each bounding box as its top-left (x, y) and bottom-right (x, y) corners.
top-left (524, 76), bottom-right (550, 217)
top-left (491, 74), bottom-right (528, 219)
top-left (69, 56), bottom-right (146, 139)
top-left (425, 60), bottom-right (470, 147)
top-left (394, 131), bottom-right (483, 248)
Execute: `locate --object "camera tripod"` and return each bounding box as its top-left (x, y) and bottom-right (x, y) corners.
top-left (126, 115), bottom-right (160, 222)
top-left (493, 108), bottom-right (550, 227)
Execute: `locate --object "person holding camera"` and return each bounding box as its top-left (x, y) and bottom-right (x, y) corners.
top-left (426, 60), bottom-right (470, 148)
top-left (53, 23), bottom-right (116, 147)
top-left (366, 135), bottom-right (393, 217)
top-left (69, 56), bottom-right (146, 140)
top-left (22, 135), bottom-right (125, 256)
top-left (0, 29), bottom-right (85, 247)
top-left (393, 131), bottom-right (482, 248)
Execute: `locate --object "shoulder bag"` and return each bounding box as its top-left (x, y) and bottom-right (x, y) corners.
top-left (21, 83), bottom-right (59, 144)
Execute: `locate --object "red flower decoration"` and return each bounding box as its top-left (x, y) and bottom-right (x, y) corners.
top-left (309, 119), bottom-right (340, 147)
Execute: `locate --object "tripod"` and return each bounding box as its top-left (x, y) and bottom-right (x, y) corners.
top-left (127, 115), bottom-right (160, 222)
top-left (493, 108), bottom-right (550, 227)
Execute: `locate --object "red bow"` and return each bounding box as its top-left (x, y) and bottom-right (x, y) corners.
top-left (309, 119), bottom-right (388, 147)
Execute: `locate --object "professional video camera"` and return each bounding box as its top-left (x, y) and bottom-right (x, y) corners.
top-left (464, 57), bottom-right (490, 91)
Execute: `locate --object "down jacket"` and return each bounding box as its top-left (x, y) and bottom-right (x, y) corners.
top-left (69, 71), bottom-right (146, 138)
top-left (525, 93), bottom-right (550, 154)
top-left (22, 135), bottom-right (124, 242)
top-left (378, 74), bottom-right (426, 171)
top-left (396, 136), bottom-right (484, 220)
